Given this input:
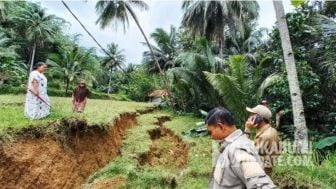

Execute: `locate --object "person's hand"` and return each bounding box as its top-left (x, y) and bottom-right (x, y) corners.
top-left (34, 90), bottom-right (39, 96)
top-left (245, 116), bottom-right (256, 130)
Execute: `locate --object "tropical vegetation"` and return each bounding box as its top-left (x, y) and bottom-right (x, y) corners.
top-left (1, 0), bottom-right (336, 188)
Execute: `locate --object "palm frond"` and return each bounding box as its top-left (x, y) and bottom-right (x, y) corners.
top-left (204, 71), bottom-right (247, 123)
top-left (312, 14), bottom-right (336, 36)
top-left (256, 73), bottom-right (282, 99)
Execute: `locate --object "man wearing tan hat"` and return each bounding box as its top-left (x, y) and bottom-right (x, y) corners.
top-left (244, 104), bottom-right (281, 176)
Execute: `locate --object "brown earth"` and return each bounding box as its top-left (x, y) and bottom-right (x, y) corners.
top-left (154, 115), bottom-right (171, 126)
top-left (90, 175), bottom-right (126, 189)
top-left (0, 112), bottom-right (137, 189)
top-left (136, 107), bottom-right (156, 115)
top-left (138, 117), bottom-right (188, 170)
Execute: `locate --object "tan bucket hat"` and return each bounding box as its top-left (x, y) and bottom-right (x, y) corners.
top-left (246, 105), bottom-right (272, 120)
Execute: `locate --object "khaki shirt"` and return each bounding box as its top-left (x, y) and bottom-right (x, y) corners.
top-left (254, 124), bottom-right (281, 168)
top-left (210, 129), bottom-right (277, 189)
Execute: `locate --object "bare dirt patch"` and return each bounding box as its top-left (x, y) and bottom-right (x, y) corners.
top-left (90, 175), bottom-right (126, 189)
top-left (138, 116), bottom-right (188, 170)
top-left (154, 115), bottom-right (171, 126)
top-left (136, 107), bottom-right (156, 115)
top-left (0, 112), bottom-right (137, 189)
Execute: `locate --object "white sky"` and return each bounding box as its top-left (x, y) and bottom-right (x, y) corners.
top-left (36, 0), bottom-right (295, 64)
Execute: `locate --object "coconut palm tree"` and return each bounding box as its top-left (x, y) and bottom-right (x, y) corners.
top-left (204, 55), bottom-right (280, 126)
top-left (12, 3), bottom-right (61, 73)
top-left (101, 43), bottom-right (125, 94)
top-left (47, 47), bottom-right (94, 95)
top-left (142, 26), bottom-right (177, 73)
top-left (168, 37), bottom-right (225, 112)
top-left (95, 0), bottom-right (174, 108)
top-left (96, 0), bottom-right (174, 109)
top-left (181, 0), bottom-right (259, 55)
top-left (273, 0), bottom-right (308, 154)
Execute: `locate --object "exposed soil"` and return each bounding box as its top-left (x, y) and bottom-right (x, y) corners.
top-left (154, 115), bottom-right (171, 126)
top-left (0, 112), bottom-right (137, 189)
top-left (136, 107), bottom-right (156, 115)
top-left (138, 117), bottom-right (188, 170)
top-left (90, 175), bottom-right (126, 189)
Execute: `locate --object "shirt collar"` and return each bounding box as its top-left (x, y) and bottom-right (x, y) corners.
top-left (220, 129), bottom-right (243, 150)
top-left (256, 124), bottom-right (271, 138)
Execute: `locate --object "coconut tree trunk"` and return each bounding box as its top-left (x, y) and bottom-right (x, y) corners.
top-left (29, 41), bottom-right (37, 73)
top-left (219, 38), bottom-right (223, 58)
top-left (108, 68), bottom-right (112, 94)
top-left (125, 4), bottom-right (175, 110)
top-left (273, 0), bottom-right (308, 154)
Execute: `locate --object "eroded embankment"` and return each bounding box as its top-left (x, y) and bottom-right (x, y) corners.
top-left (90, 115), bottom-right (189, 189)
top-left (138, 115), bottom-right (188, 169)
top-left (138, 126), bottom-right (189, 170)
top-left (0, 112), bottom-right (137, 189)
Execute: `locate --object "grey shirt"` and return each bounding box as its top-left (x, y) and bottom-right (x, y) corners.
top-left (210, 129), bottom-right (277, 189)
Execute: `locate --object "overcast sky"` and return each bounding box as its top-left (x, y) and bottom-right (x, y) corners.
top-left (37, 0), bottom-right (295, 64)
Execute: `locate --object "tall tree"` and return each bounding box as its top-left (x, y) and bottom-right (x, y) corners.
top-left (205, 55), bottom-right (279, 126)
top-left (168, 37), bottom-right (225, 112)
top-left (101, 43), bottom-right (125, 94)
top-left (95, 0), bottom-right (174, 109)
top-left (273, 0), bottom-right (308, 154)
top-left (47, 47), bottom-right (94, 94)
top-left (142, 26), bottom-right (177, 73)
top-left (13, 3), bottom-right (61, 73)
top-left (181, 0), bottom-right (259, 55)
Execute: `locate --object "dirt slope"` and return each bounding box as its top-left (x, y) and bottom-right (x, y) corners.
top-left (0, 112), bottom-right (137, 189)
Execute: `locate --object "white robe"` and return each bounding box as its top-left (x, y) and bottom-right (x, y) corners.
top-left (24, 70), bottom-right (50, 119)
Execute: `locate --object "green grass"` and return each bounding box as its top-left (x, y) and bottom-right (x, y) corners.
top-left (164, 115), bottom-right (212, 188)
top-left (85, 111), bottom-right (213, 189)
top-left (0, 95), bottom-right (152, 135)
top-left (273, 152), bottom-right (336, 189)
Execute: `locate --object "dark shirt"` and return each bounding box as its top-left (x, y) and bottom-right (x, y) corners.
top-left (73, 87), bottom-right (90, 102)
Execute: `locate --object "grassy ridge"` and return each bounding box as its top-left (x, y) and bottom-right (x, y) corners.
top-left (0, 95), bottom-right (152, 135)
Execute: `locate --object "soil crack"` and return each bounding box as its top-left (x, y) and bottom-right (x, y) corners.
top-left (137, 116), bottom-right (188, 170)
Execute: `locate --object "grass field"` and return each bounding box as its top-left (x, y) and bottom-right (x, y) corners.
top-left (0, 95), bottom-right (152, 135)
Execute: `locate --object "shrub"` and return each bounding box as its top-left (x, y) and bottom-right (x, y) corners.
top-left (0, 85), bottom-right (122, 100)
top-left (0, 85), bottom-right (25, 94)
top-left (125, 71), bottom-right (159, 102)
top-left (264, 61), bottom-right (323, 137)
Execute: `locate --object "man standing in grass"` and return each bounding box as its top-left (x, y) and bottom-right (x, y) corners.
top-left (206, 107), bottom-right (276, 189)
top-left (24, 62), bottom-right (50, 119)
top-left (244, 105), bottom-right (281, 176)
